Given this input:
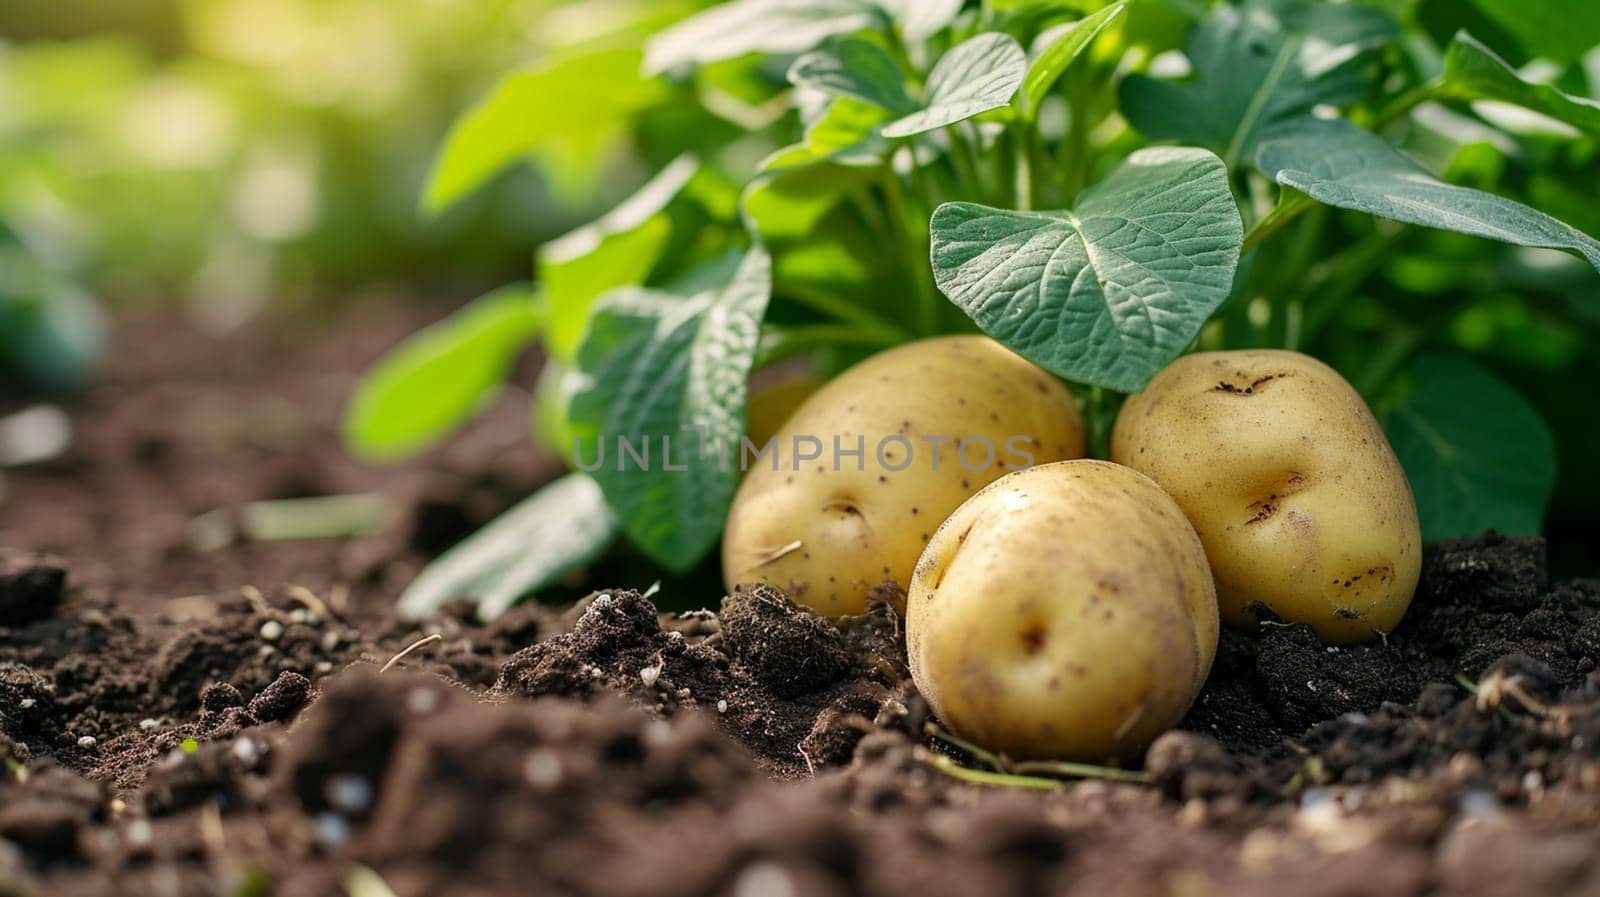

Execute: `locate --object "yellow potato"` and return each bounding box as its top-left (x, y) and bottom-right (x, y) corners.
top-left (1110, 349), bottom-right (1421, 644)
top-left (907, 460), bottom-right (1218, 761)
top-left (723, 335), bottom-right (1084, 617)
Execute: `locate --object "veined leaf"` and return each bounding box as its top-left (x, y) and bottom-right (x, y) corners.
top-left (539, 156), bottom-right (699, 362)
top-left (569, 248), bottom-right (772, 570)
top-left (1256, 118), bottom-right (1600, 272)
top-left (1441, 31), bottom-right (1600, 138)
top-left (422, 49), bottom-right (665, 215)
top-left (930, 147), bottom-right (1243, 392)
top-left (882, 33), bottom-right (1027, 138)
top-left (396, 474), bottom-right (618, 620)
top-left (1023, 1), bottom-right (1128, 111)
top-left (644, 0), bottom-right (884, 75)
top-left (1380, 355), bottom-right (1555, 540)
top-left (1119, 0), bottom-right (1398, 166)
top-left (342, 285), bottom-right (541, 461)
top-left (788, 37), bottom-right (914, 113)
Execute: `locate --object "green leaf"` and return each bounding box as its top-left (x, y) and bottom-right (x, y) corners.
top-left (875, 0), bottom-right (964, 41)
top-left (0, 247), bottom-right (106, 394)
top-left (569, 248), bottom-right (772, 570)
top-left (742, 99), bottom-right (890, 238)
top-left (1380, 355), bottom-right (1555, 540)
top-left (1465, 0), bottom-right (1600, 65)
top-left (422, 49), bottom-right (664, 215)
top-left (881, 33), bottom-right (1028, 138)
top-left (1023, 2), bottom-right (1128, 111)
top-left (539, 155), bottom-right (699, 362)
top-left (644, 0), bottom-right (884, 75)
top-left (342, 285), bottom-right (541, 461)
top-left (396, 474), bottom-right (618, 621)
top-left (930, 147), bottom-right (1243, 392)
top-left (1440, 31), bottom-right (1600, 138)
top-left (1256, 118), bottom-right (1600, 272)
top-left (1119, 0), bottom-right (1398, 166)
top-left (788, 37), bottom-right (914, 113)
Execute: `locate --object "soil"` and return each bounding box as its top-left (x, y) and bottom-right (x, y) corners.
top-left (4, 308), bottom-right (1600, 897)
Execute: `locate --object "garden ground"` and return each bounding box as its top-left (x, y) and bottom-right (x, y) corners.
top-left (3, 308), bottom-right (1600, 897)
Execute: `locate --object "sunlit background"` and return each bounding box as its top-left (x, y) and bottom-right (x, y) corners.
top-left (0, 0), bottom-right (676, 334)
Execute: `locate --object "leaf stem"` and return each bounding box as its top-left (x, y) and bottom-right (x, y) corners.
top-left (756, 322), bottom-right (901, 366)
top-left (915, 749), bottom-right (1064, 791)
top-left (1241, 192), bottom-right (1315, 253)
top-left (881, 169), bottom-right (942, 335)
top-left (1375, 80), bottom-right (1441, 128)
top-left (1010, 120), bottom-right (1034, 211)
top-left (777, 279), bottom-right (911, 342)
top-left (1010, 760), bottom-right (1150, 784)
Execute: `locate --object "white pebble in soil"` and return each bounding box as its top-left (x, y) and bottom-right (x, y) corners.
top-left (259, 620), bottom-right (285, 642)
top-left (732, 861), bottom-right (798, 897)
top-left (315, 812), bottom-right (351, 847)
top-left (523, 750), bottom-right (563, 788)
top-left (324, 775), bottom-right (374, 814)
top-left (77, 735), bottom-right (98, 749)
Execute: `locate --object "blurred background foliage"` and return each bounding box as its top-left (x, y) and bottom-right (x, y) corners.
top-left (0, 0), bottom-right (698, 332)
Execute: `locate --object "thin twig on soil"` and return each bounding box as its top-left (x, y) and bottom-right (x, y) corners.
top-left (1455, 673), bottom-right (1519, 723)
top-left (381, 633), bottom-right (443, 673)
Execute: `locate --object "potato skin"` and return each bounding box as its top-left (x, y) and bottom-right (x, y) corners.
top-left (906, 460), bottom-right (1218, 761)
top-left (1110, 349), bottom-right (1421, 644)
top-left (723, 336), bottom-right (1084, 617)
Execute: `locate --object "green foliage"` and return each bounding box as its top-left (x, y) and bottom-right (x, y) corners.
top-left (568, 248), bottom-right (772, 571)
top-left (423, 49), bottom-right (670, 215)
top-left (0, 243), bottom-right (106, 394)
top-left (1120, 0), bottom-right (1398, 166)
top-left (342, 285), bottom-right (541, 461)
top-left (1439, 33), bottom-right (1600, 138)
top-left (397, 473), bottom-right (617, 620)
top-left (1257, 119), bottom-right (1600, 271)
top-left (1381, 355), bottom-right (1556, 540)
top-left (930, 148), bottom-right (1242, 392)
top-left (359, 0), bottom-right (1600, 615)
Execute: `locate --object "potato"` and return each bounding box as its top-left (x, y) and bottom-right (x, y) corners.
top-left (1110, 349), bottom-right (1421, 644)
top-left (723, 335), bottom-right (1084, 617)
top-left (906, 460), bottom-right (1218, 760)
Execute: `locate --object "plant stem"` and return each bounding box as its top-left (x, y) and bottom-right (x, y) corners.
top-left (1298, 228), bottom-right (1407, 345)
top-left (925, 723), bottom-right (1010, 772)
top-left (916, 749), bottom-right (1064, 791)
top-left (756, 322), bottom-right (901, 366)
top-left (1352, 324), bottom-right (1421, 399)
top-left (1010, 760), bottom-right (1150, 784)
top-left (1375, 80), bottom-right (1441, 127)
top-left (1241, 192), bottom-right (1315, 253)
top-left (881, 169), bottom-right (942, 335)
top-left (777, 279), bottom-right (911, 342)
top-left (1011, 120), bottom-right (1034, 211)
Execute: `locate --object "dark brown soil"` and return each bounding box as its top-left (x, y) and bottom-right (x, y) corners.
top-left (3, 309), bottom-right (1600, 896)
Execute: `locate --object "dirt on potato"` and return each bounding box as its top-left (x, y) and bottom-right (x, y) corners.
top-left (3, 310), bottom-right (1600, 897)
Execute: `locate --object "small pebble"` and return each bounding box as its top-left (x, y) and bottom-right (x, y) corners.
top-left (288, 609), bottom-right (308, 624)
top-left (232, 738), bottom-right (262, 766)
top-left (406, 688), bottom-right (440, 714)
top-left (639, 664), bottom-right (662, 688)
top-left (324, 775), bottom-right (374, 814)
top-left (20, 698), bottom-right (35, 710)
top-left (259, 620), bottom-right (285, 641)
top-left (523, 750), bottom-right (563, 788)
top-left (717, 699), bottom-right (728, 714)
top-left (77, 735), bottom-right (98, 749)
top-left (124, 819), bottom-right (154, 849)
top-left (315, 812), bottom-right (350, 847)
top-left (320, 631), bottom-right (341, 652)
top-left (139, 718), bottom-right (159, 731)
top-left (314, 661), bottom-right (333, 674)
top-left (732, 862), bottom-right (798, 897)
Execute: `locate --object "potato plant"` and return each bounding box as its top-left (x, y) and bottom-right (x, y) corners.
top-left (344, 0), bottom-right (1600, 621)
